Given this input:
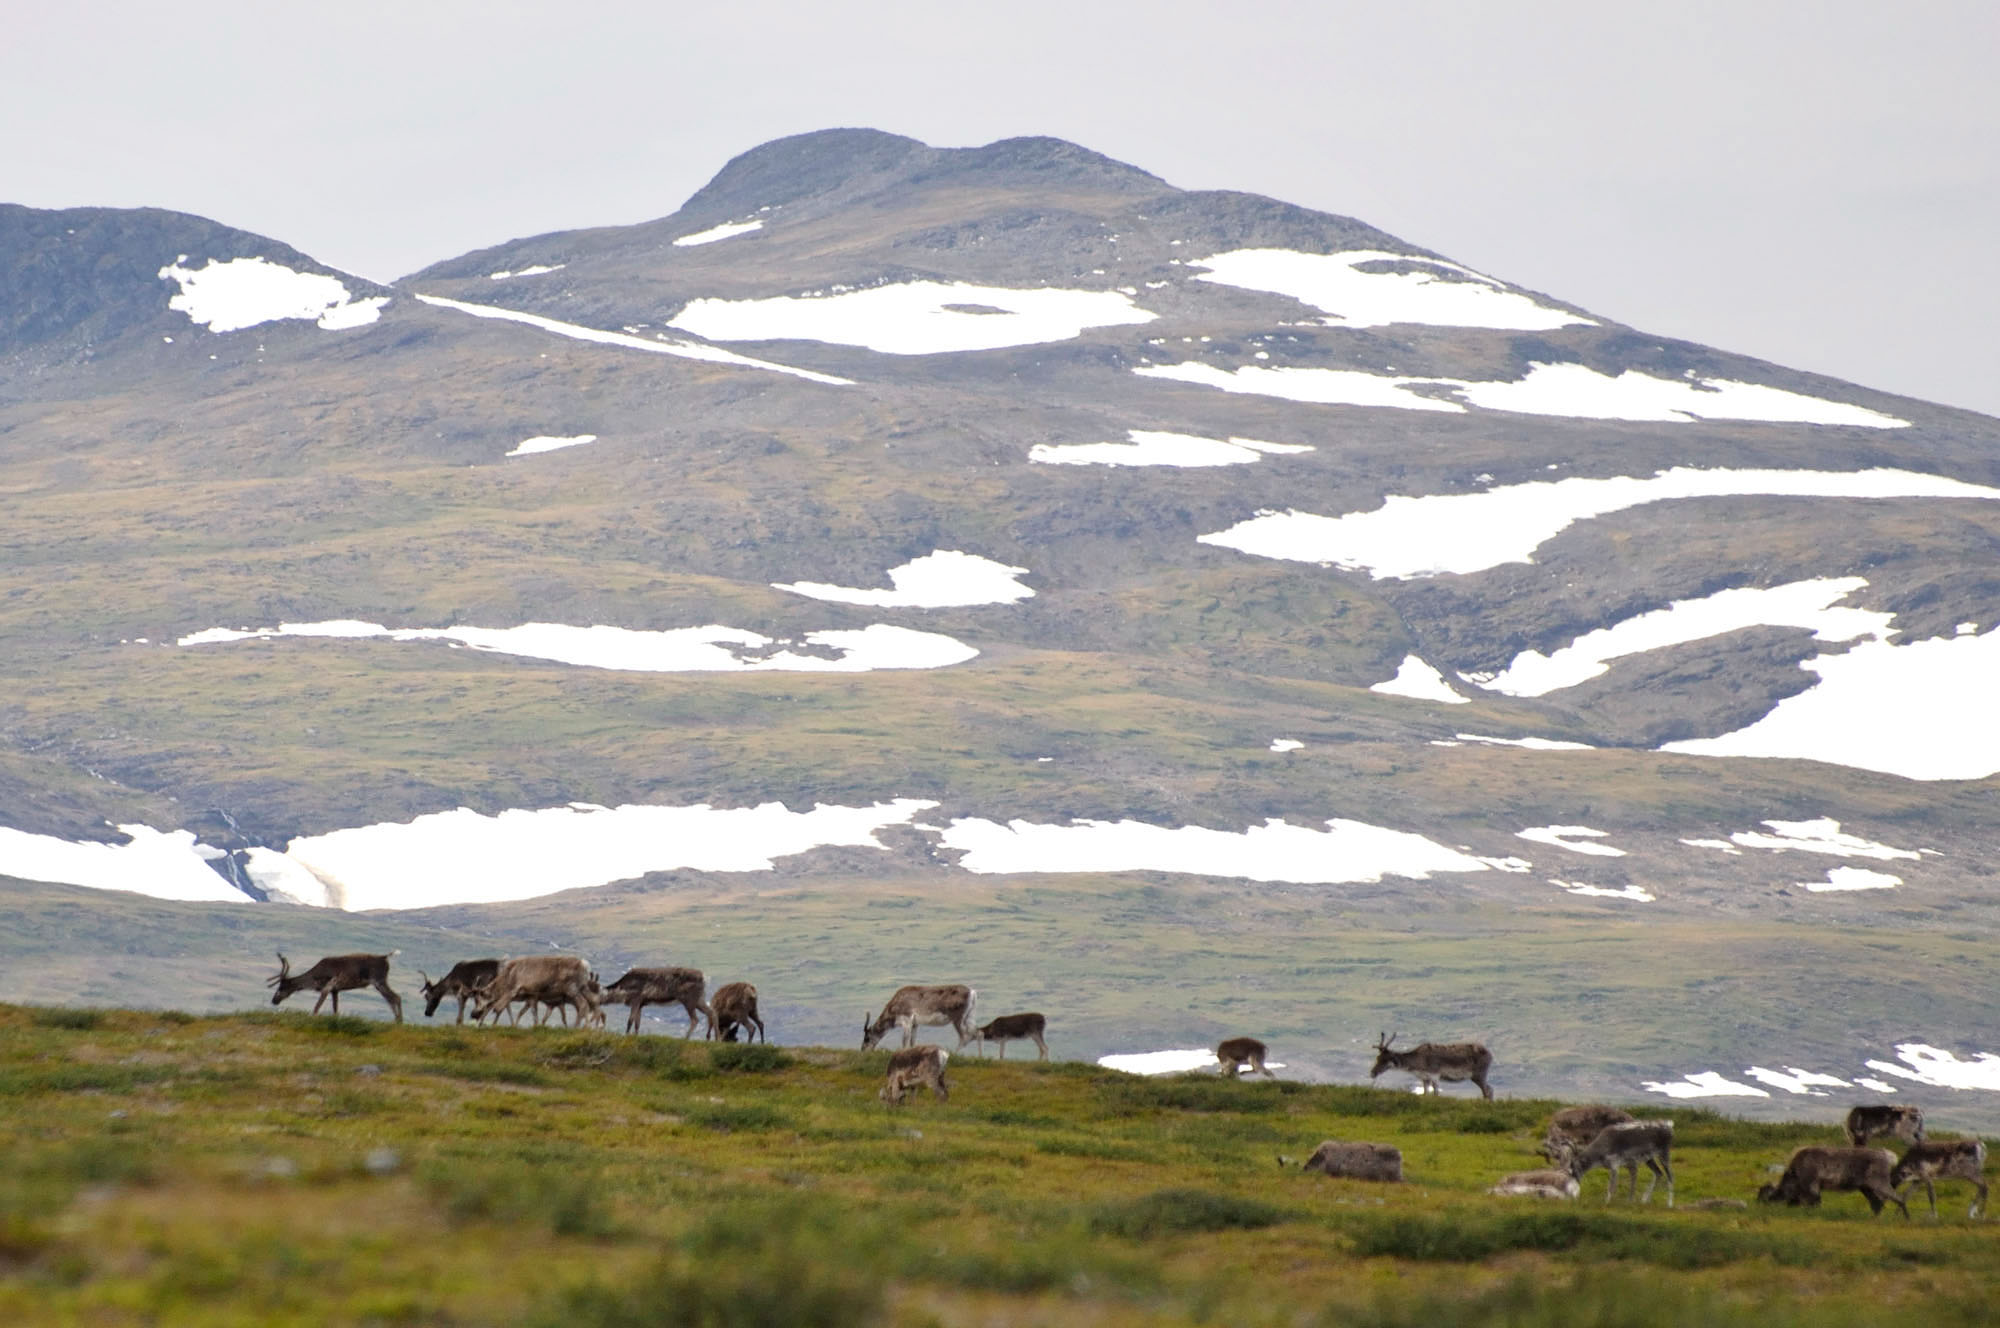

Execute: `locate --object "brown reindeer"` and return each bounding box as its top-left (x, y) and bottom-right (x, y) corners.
top-left (604, 967), bottom-right (710, 1037)
top-left (1299, 1140), bottom-right (1402, 1182)
top-left (1844, 1103), bottom-right (1925, 1148)
top-left (267, 952), bottom-right (403, 1022)
top-left (419, 959), bottom-right (500, 1025)
top-left (1369, 1031), bottom-right (1492, 1099)
top-left (880, 1045), bottom-right (949, 1105)
top-left (708, 982), bottom-right (764, 1043)
top-left (1759, 1146), bottom-right (1909, 1218)
top-left (1890, 1138), bottom-right (1988, 1219)
top-left (469, 956), bottom-right (596, 1028)
top-left (862, 985), bottom-right (975, 1050)
top-left (973, 1012), bottom-right (1047, 1060)
top-left (1540, 1105), bottom-right (1636, 1165)
top-left (1565, 1119), bottom-right (1675, 1207)
top-left (1217, 1036), bottom-right (1276, 1078)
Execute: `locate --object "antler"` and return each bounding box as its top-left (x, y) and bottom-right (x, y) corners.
top-left (267, 951), bottom-right (291, 987)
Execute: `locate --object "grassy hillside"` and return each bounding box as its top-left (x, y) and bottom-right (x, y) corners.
top-left (1, 1004), bottom-right (1993, 1325)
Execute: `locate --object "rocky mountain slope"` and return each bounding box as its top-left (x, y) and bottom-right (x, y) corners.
top-left (3, 129), bottom-right (1997, 1122)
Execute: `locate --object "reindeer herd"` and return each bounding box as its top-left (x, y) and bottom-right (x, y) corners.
top-left (264, 951), bottom-right (1987, 1216)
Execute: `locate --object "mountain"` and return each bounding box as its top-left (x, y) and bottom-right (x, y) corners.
top-left (3, 130), bottom-right (1998, 1123)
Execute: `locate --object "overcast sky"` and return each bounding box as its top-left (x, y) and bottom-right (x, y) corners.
top-left (7, 2), bottom-right (1995, 416)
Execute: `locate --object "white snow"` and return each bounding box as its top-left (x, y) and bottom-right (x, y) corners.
top-left (1198, 468), bottom-right (2000, 581)
top-left (0, 823), bottom-right (248, 904)
top-left (159, 257), bottom-right (386, 332)
top-left (774, 550), bottom-right (1033, 608)
top-left (1188, 247), bottom-right (1593, 330)
top-left (414, 293), bottom-right (851, 386)
top-left (1552, 880), bottom-right (1654, 901)
top-left (1864, 1045), bottom-right (2000, 1092)
top-left (488, 264), bottom-right (565, 280)
top-left (937, 816), bottom-right (1492, 885)
top-left (1479, 578), bottom-right (1894, 696)
top-left (1661, 627), bottom-right (2000, 780)
top-left (1453, 734), bottom-right (1595, 751)
top-left (1801, 866), bottom-right (1902, 892)
top-left (505, 434), bottom-right (597, 457)
top-left (1269, 738), bottom-right (1304, 752)
top-left (1138, 358), bottom-right (1906, 427)
top-left (673, 219), bottom-right (763, 246)
top-left (668, 280), bottom-right (1157, 355)
top-left (1519, 826), bottom-right (1626, 857)
top-left (275, 799), bottom-right (938, 911)
top-left (179, 619), bottom-right (978, 673)
top-left (1097, 1049), bottom-right (1285, 1075)
top-left (1642, 1072), bottom-right (1770, 1099)
top-left (1723, 818), bottom-right (1920, 860)
top-left (1028, 430), bottom-right (1312, 468)
top-left (1745, 1067), bottom-right (1849, 1096)
top-left (1856, 1078), bottom-right (1899, 1093)
top-left (1680, 838), bottom-right (1744, 855)
top-left (1369, 655), bottom-right (1468, 704)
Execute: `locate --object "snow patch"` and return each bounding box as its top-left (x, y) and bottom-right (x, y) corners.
top-left (669, 280), bottom-right (1156, 354)
top-left (1188, 247), bottom-right (1592, 330)
top-left (1642, 1072), bottom-right (1770, 1099)
top-left (488, 264), bottom-right (565, 280)
top-left (774, 550), bottom-right (1032, 608)
top-left (1028, 430), bottom-right (1312, 468)
top-left (673, 219), bottom-right (763, 246)
top-left (1369, 655), bottom-right (1468, 704)
top-left (505, 434), bottom-right (597, 457)
top-left (1725, 818), bottom-right (1920, 861)
top-left (1097, 1049), bottom-right (1285, 1075)
top-left (1745, 1067), bottom-right (1849, 1096)
top-left (1268, 739), bottom-right (1303, 752)
top-left (1552, 879), bottom-right (1653, 901)
top-left (1864, 1045), bottom-right (2000, 1092)
top-left (1137, 361), bottom-right (1466, 412)
top-left (1519, 826), bottom-right (1626, 857)
top-left (0, 823), bottom-right (249, 904)
top-left (1802, 866), bottom-right (1902, 892)
top-left (1454, 734), bottom-right (1595, 751)
top-left (159, 257), bottom-right (386, 332)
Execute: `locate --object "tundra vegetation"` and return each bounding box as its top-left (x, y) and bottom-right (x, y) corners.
top-left (1, 1003), bottom-right (1996, 1327)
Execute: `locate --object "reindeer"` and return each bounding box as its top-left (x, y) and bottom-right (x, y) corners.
top-left (880, 1045), bottom-right (949, 1105)
top-left (1217, 1036), bottom-right (1275, 1078)
top-left (267, 952), bottom-right (403, 1022)
top-left (469, 956), bottom-right (596, 1028)
top-left (1369, 1031), bottom-right (1492, 1099)
top-left (419, 959), bottom-right (500, 1025)
top-left (1890, 1138), bottom-right (1988, 1219)
top-left (1564, 1119), bottom-right (1674, 1207)
top-left (604, 967), bottom-right (710, 1037)
top-left (973, 1012), bottom-right (1047, 1060)
top-left (1540, 1105), bottom-right (1636, 1165)
top-left (1760, 1147), bottom-right (1909, 1217)
top-left (1298, 1140), bottom-right (1402, 1182)
top-left (708, 982), bottom-right (764, 1043)
top-left (862, 985), bottom-right (975, 1050)
top-left (537, 972), bottom-right (607, 1030)
top-left (1489, 1169), bottom-right (1580, 1199)
top-left (1844, 1103), bottom-right (1925, 1148)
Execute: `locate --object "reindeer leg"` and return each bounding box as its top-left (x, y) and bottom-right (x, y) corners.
top-left (1971, 1179), bottom-right (1987, 1220)
top-left (376, 980), bottom-right (403, 1023)
top-left (1925, 1178), bottom-right (1940, 1220)
top-left (1035, 1033), bottom-right (1048, 1061)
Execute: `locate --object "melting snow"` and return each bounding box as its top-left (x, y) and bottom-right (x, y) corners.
top-left (1745, 1067), bottom-right (1849, 1096)
top-left (1552, 879), bottom-right (1654, 901)
top-left (1098, 1049), bottom-right (1284, 1075)
top-left (414, 293), bottom-right (851, 385)
top-left (1723, 819), bottom-right (1920, 860)
top-left (1643, 1072), bottom-right (1770, 1099)
top-left (1188, 247), bottom-right (1592, 330)
top-left (1661, 628), bottom-right (2000, 780)
top-left (1138, 359), bottom-right (1905, 427)
top-left (1198, 467), bottom-right (2000, 580)
top-left (1269, 738), bottom-right (1304, 752)
top-left (1028, 430), bottom-right (1312, 468)
top-left (937, 816), bottom-right (1491, 884)
top-left (673, 219), bottom-right (763, 246)
top-left (1520, 826), bottom-right (1626, 857)
top-left (179, 619), bottom-right (978, 673)
top-left (1865, 1045), bottom-right (2000, 1092)
top-left (1453, 734), bottom-right (1595, 751)
top-left (489, 264), bottom-right (565, 280)
top-left (668, 281), bottom-right (1157, 354)
top-left (1680, 838), bottom-right (1744, 855)
top-left (1856, 1078), bottom-right (1899, 1093)
top-left (159, 257), bottom-right (386, 332)
top-left (1369, 655), bottom-right (1468, 704)
top-left (1802, 867), bottom-right (1902, 892)
top-left (1479, 578), bottom-right (1894, 696)
top-left (276, 799), bottom-right (938, 911)
top-left (505, 434), bottom-right (597, 457)
top-left (0, 823), bottom-right (248, 904)
top-left (774, 550), bottom-right (1033, 608)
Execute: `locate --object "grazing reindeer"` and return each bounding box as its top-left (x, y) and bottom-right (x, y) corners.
top-left (604, 967), bottom-right (710, 1037)
top-left (1844, 1103), bottom-right (1925, 1148)
top-left (1369, 1032), bottom-right (1492, 1099)
top-left (862, 985), bottom-right (975, 1050)
top-left (1565, 1119), bottom-right (1675, 1207)
top-left (880, 1045), bottom-right (949, 1105)
top-left (1299, 1141), bottom-right (1402, 1182)
top-left (1759, 1146), bottom-right (1908, 1218)
top-left (539, 972), bottom-right (607, 1030)
top-left (709, 982), bottom-right (764, 1043)
top-left (974, 1012), bottom-right (1047, 1060)
top-left (470, 956), bottom-right (596, 1028)
top-left (1490, 1169), bottom-right (1580, 1199)
top-left (268, 952), bottom-right (404, 1023)
top-left (1890, 1138), bottom-right (1988, 1219)
top-left (1540, 1105), bottom-right (1635, 1165)
top-left (419, 959), bottom-right (500, 1025)
top-left (1217, 1037), bottom-right (1275, 1078)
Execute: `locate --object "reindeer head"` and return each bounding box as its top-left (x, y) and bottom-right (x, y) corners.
top-left (861, 1011), bottom-right (889, 1050)
top-left (418, 970), bottom-right (447, 1019)
top-left (1367, 1031), bottom-right (1400, 1080)
top-left (267, 952), bottom-right (297, 1005)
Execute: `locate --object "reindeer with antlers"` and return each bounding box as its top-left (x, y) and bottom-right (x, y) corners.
top-left (267, 952), bottom-right (404, 1022)
top-left (1369, 1031), bottom-right (1493, 1099)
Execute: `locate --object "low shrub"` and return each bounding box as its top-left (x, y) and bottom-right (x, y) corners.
top-left (420, 1160), bottom-right (617, 1238)
top-left (708, 1043), bottom-right (790, 1073)
top-left (1346, 1211), bottom-right (1816, 1268)
top-left (1090, 1188), bottom-right (1288, 1238)
top-left (292, 1015), bottom-right (378, 1038)
top-left (29, 1007), bottom-right (104, 1030)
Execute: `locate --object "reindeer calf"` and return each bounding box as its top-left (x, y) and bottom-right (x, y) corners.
top-left (1489, 1169), bottom-right (1579, 1200)
top-left (881, 1045), bottom-right (949, 1106)
top-left (1759, 1146), bottom-right (1908, 1218)
top-left (974, 1012), bottom-right (1048, 1060)
top-left (1540, 1105), bottom-right (1635, 1165)
top-left (1566, 1119), bottom-right (1674, 1207)
top-left (709, 982), bottom-right (764, 1044)
top-left (1300, 1140), bottom-right (1402, 1182)
top-left (1844, 1104), bottom-right (1924, 1148)
top-left (1891, 1138), bottom-right (1987, 1219)
top-left (1217, 1037), bottom-right (1275, 1078)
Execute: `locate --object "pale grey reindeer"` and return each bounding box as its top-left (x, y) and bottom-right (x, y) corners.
top-left (1489, 1169), bottom-right (1580, 1199)
top-left (862, 984), bottom-right (976, 1050)
top-left (1890, 1138), bottom-right (1988, 1219)
top-left (469, 956), bottom-right (596, 1028)
top-left (880, 1045), bottom-right (949, 1105)
top-left (1564, 1119), bottom-right (1674, 1207)
top-left (1844, 1103), bottom-right (1924, 1148)
top-left (1540, 1105), bottom-right (1634, 1165)
top-left (1369, 1031), bottom-right (1492, 1099)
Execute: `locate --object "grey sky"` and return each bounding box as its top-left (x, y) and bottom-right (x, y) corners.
top-left (7, 1), bottom-right (1995, 416)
